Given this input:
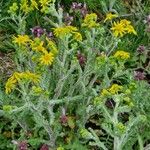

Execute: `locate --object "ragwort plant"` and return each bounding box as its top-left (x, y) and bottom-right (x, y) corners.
top-left (1, 0), bottom-right (150, 149)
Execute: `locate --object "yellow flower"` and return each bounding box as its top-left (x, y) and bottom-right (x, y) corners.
top-left (3, 105), bottom-right (13, 112)
top-left (101, 89), bottom-right (109, 96)
top-left (20, 0), bottom-right (31, 13)
top-left (54, 26), bottom-right (78, 39)
top-left (5, 71), bottom-right (24, 94)
top-left (5, 77), bottom-right (17, 94)
top-left (23, 71), bottom-right (41, 83)
top-left (39, 0), bottom-right (52, 6)
top-left (8, 2), bottom-right (19, 14)
top-left (111, 19), bottom-right (137, 37)
top-left (108, 84), bottom-right (123, 95)
top-left (46, 38), bottom-right (58, 55)
top-left (120, 19), bottom-right (131, 26)
top-left (125, 25), bottom-right (137, 35)
top-left (82, 13), bottom-right (99, 28)
top-left (5, 71), bottom-right (40, 94)
top-left (31, 38), bottom-right (47, 53)
top-left (13, 35), bottom-right (31, 46)
top-left (32, 86), bottom-right (43, 94)
top-left (39, 0), bottom-right (53, 13)
top-left (53, 27), bottom-right (70, 38)
top-left (13, 72), bottom-right (23, 81)
top-left (111, 21), bottom-right (126, 37)
top-left (104, 12), bottom-right (118, 22)
top-left (66, 26), bottom-right (78, 32)
top-left (30, 0), bottom-right (39, 10)
top-left (53, 26), bottom-right (79, 38)
top-left (39, 52), bottom-right (54, 65)
top-left (114, 50), bottom-right (130, 60)
top-left (116, 122), bottom-right (126, 133)
top-left (74, 32), bottom-right (82, 41)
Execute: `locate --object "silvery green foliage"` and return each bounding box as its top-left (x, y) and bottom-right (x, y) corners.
top-left (0, 1), bottom-right (150, 150)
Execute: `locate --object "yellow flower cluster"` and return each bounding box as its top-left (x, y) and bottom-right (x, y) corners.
top-left (31, 38), bottom-right (47, 53)
top-left (8, 0), bottom-right (53, 14)
top-left (13, 35), bottom-right (31, 46)
top-left (13, 35), bottom-right (57, 66)
top-left (82, 13), bottom-right (99, 28)
top-left (46, 38), bottom-right (58, 55)
top-left (116, 122), bottom-right (126, 133)
top-left (5, 71), bottom-right (40, 94)
top-left (32, 86), bottom-right (43, 95)
top-left (113, 50), bottom-right (130, 60)
top-left (8, 3), bottom-right (19, 15)
top-left (123, 97), bottom-right (134, 107)
top-left (111, 19), bottom-right (137, 37)
top-left (40, 0), bottom-right (53, 13)
top-left (101, 84), bottom-right (123, 96)
top-left (39, 52), bottom-right (54, 65)
top-left (53, 26), bottom-right (82, 41)
top-left (104, 12), bottom-right (118, 22)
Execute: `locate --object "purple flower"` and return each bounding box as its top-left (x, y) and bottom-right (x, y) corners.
top-left (137, 45), bottom-right (145, 54)
top-left (31, 26), bottom-right (46, 37)
top-left (64, 13), bottom-right (74, 25)
top-left (40, 144), bottom-right (49, 150)
top-left (105, 99), bottom-right (116, 109)
top-left (80, 3), bottom-right (88, 17)
top-left (47, 31), bottom-right (53, 39)
top-left (71, 2), bottom-right (82, 10)
top-left (77, 52), bottom-right (86, 67)
top-left (134, 71), bottom-right (145, 80)
top-left (60, 115), bottom-right (68, 124)
top-left (60, 107), bottom-right (68, 124)
top-left (18, 141), bottom-right (28, 150)
top-left (71, 2), bottom-right (88, 17)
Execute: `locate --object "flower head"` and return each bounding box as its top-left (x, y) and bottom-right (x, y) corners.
top-left (134, 71), bottom-right (145, 80)
top-left (64, 13), bottom-right (74, 25)
top-left (108, 84), bottom-right (123, 95)
top-left (74, 32), bottom-right (82, 41)
top-left (114, 50), bottom-right (130, 60)
top-left (125, 24), bottom-right (137, 35)
top-left (31, 38), bottom-right (47, 53)
top-left (111, 21), bottom-right (126, 37)
top-left (31, 26), bottom-right (45, 37)
top-left (53, 26), bottom-right (74, 38)
top-left (120, 19), bottom-right (131, 26)
top-left (137, 45), bottom-right (145, 54)
top-left (8, 2), bottom-right (18, 15)
top-left (18, 141), bottom-right (28, 150)
top-left (13, 35), bottom-right (31, 46)
top-left (30, 0), bottom-right (39, 10)
top-left (104, 12), bottom-right (118, 22)
top-left (77, 52), bottom-right (86, 66)
top-left (20, 0), bottom-right (31, 13)
top-left (39, 0), bottom-right (53, 13)
top-left (82, 13), bottom-right (99, 28)
top-left (5, 77), bottom-right (17, 94)
top-left (23, 71), bottom-right (41, 83)
top-left (39, 52), bottom-right (54, 65)
top-left (5, 71), bottom-right (40, 94)
top-left (111, 19), bottom-right (137, 37)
